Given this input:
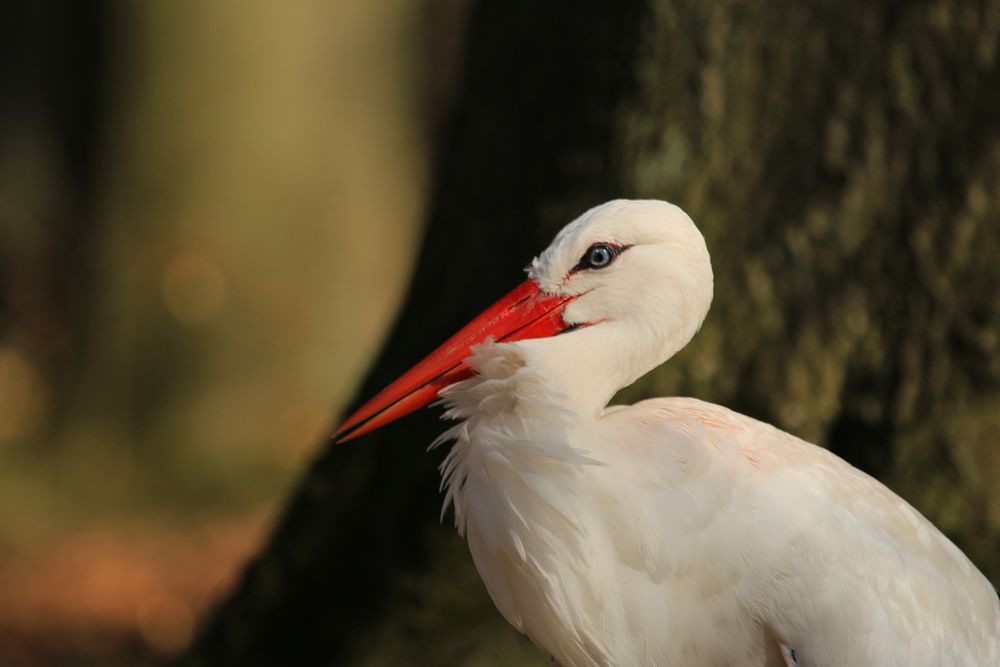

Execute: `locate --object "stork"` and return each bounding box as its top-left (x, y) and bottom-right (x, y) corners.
top-left (335, 200), bottom-right (1000, 666)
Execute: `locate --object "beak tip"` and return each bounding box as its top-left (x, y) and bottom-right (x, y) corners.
top-left (332, 422), bottom-right (362, 444)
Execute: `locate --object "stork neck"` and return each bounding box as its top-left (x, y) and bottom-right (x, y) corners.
top-left (513, 320), bottom-right (681, 419)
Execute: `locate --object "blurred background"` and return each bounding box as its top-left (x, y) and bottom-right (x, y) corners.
top-left (1, 1), bottom-right (998, 666)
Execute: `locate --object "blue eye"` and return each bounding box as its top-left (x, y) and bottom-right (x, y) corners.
top-left (584, 244), bottom-right (614, 269)
top-left (571, 243), bottom-right (629, 273)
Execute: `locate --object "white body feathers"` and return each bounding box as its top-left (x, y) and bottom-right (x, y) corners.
top-left (433, 201), bottom-right (999, 666)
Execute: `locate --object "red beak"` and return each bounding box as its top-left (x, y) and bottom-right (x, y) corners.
top-left (334, 280), bottom-right (574, 443)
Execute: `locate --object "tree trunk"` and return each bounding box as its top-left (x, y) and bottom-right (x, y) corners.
top-left (182, 1), bottom-right (1000, 665)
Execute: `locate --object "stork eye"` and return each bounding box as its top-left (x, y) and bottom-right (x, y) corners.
top-left (583, 244), bottom-right (615, 269)
top-left (570, 243), bottom-right (629, 274)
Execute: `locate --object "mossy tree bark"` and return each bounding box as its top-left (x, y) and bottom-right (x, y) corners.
top-left (183, 1), bottom-right (1000, 665)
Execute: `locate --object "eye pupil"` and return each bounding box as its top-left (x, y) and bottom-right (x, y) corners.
top-left (574, 243), bottom-right (623, 272)
top-left (587, 245), bottom-right (613, 268)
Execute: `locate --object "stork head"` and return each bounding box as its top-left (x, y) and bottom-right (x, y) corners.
top-left (335, 199), bottom-right (714, 442)
top-left (527, 199), bottom-right (713, 367)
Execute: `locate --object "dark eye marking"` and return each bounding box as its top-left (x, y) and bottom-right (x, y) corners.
top-left (570, 243), bottom-right (630, 273)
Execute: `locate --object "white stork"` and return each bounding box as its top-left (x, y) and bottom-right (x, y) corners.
top-left (335, 199), bottom-right (1000, 666)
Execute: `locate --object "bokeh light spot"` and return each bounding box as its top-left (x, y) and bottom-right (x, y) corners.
top-left (0, 346), bottom-right (46, 442)
top-left (161, 249), bottom-right (228, 326)
top-left (136, 592), bottom-right (195, 654)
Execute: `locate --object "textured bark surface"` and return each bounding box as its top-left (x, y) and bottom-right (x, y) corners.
top-left (182, 2), bottom-right (1000, 665)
